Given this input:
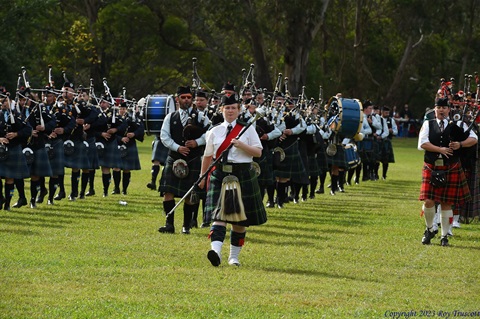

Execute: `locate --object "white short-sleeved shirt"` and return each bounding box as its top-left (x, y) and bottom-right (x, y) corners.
top-left (204, 120), bottom-right (263, 163)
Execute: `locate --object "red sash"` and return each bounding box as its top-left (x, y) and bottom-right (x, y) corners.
top-left (215, 123), bottom-right (244, 159)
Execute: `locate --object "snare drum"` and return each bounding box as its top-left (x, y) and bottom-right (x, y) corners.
top-left (344, 143), bottom-right (360, 169)
top-left (143, 94), bottom-right (176, 135)
top-left (328, 97), bottom-right (363, 139)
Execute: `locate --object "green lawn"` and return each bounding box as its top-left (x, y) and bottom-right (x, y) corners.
top-left (1, 137), bottom-right (479, 318)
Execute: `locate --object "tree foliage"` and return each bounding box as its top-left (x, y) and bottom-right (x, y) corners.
top-left (1, 0), bottom-right (480, 117)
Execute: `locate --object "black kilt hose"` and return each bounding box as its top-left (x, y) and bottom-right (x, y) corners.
top-left (206, 164), bottom-right (267, 227)
top-left (48, 138), bottom-right (65, 176)
top-left (0, 144), bottom-right (30, 179)
top-left (159, 153), bottom-right (202, 197)
top-left (255, 146), bottom-right (275, 186)
top-left (65, 140), bottom-right (90, 169)
top-left (379, 139), bottom-right (395, 163)
top-left (98, 140), bottom-right (122, 168)
top-left (274, 139), bottom-right (308, 181)
top-left (120, 142), bottom-right (141, 170)
top-left (28, 146), bottom-right (52, 177)
top-left (86, 136), bottom-right (99, 169)
top-left (327, 144), bottom-right (347, 169)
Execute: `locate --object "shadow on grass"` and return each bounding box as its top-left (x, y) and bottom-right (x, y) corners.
top-left (0, 228), bottom-right (39, 235)
top-left (259, 266), bottom-right (383, 283)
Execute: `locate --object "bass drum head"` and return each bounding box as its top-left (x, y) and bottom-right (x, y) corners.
top-left (327, 97), bottom-right (363, 139)
top-left (143, 94), bottom-right (176, 135)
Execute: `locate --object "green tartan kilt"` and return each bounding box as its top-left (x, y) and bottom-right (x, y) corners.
top-left (28, 146), bottom-right (53, 177)
top-left (159, 154), bottom-right (202, 197)
top-left (380, 139), bottom-right (395, 163)
top-left (274, 140), bottom-right (307, 181)
top-left (327, 145), bottom-right (347, 168)
top-left (308, 154), bottom-right (320, 176)
top-left (316, 145), bottom-right (329, 174)
top-left (255, 148), bottom-right (275, 186)
top-left (205, 166), bottom-right (267, 227)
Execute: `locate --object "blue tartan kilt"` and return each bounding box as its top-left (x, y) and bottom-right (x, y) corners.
top-left (327, 145), bottom-right (347, 168)
top-left (64, 140), bottom-right (91, 169)
top-left (159, 154), bottom-right (202, 197)
top-left (380, 139), bottom-right (395, 163)
top-left (86, 137), bottom-right (99, 169)
top-left (152, 138), bottom-right (169, 165)
top-left (274, 140), bottom-right (308, 182)
top-left (0, 144), bottom-right (30, 179)
top-left (357, 138), bottom-right (375, 162)
top-left (316, 145), bottom-right (329, 174)
top-left (205, 165), bottom-right (267, 227)
top-left (255, 148), bottom-right (275, 186)
top-left (28, 146), bottom-right (52, 177)
top-left (120, 142), bottom-right (141, 170)
top-left (48, 138), bottom-right (65, 176)
top-left (98, 140), bottom-right (122, 169)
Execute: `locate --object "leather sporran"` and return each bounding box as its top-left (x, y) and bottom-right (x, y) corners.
top-left (273, 147), bottom-right (285, 168)
top-left (430, 170), bottom-right (447, 188)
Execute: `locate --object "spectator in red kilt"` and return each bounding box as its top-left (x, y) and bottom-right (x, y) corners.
top-left (418, 97), bottom-right (477, 246)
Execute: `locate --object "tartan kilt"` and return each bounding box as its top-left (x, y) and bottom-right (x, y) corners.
top-left (308, 154), bottom-right (320, 176)
top-left (357, 138), bottom-right (375, 162)
top-left (255, 148), bottom-right (275, 186)
top-left (64, 140), bottom-right (91, 169)
top-left (327, 145), bottom-right (347, 168)
top-left (152, 138), bottom-right (169, 165)
top-left (205, 166), bottom-right (267, 226)
top-left (419, 162), bottom-right (471, 205)
top-left (380, 139), bottom-right (395, 163)
top-left (98, 140), bottom-right (122, 169)
top-left (316, 145), bottom-right (329, 174)
top-left (86, 137), bottom-right (99, 169)
top-left (120, 142), bottom-right (141, 170)
top-left (274, 141), bottom-right (308, 182)
top-left (372, 139), bottom-right (381, 161)
top-left (28, 146), bottom-right (52, 177)
top-left (0, 144), bottom-right (30, 179)
top-left (159, 154), bottom-right (202, 197)
top-left (48, 138), bottom-right (65, 176)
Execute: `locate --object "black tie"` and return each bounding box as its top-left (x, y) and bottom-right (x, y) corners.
top-left (222, 124), bottom-right (233, 163)
top-left (439, 120), bottom-right (444, 132)
top-left (226, 124), bottom-right (233, 137)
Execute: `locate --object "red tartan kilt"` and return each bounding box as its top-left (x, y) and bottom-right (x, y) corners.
top-left (419, 162), bottom-right (471, 205)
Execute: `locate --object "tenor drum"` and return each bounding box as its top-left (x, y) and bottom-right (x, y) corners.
top-left (344, 143), bottom-right (360, 169)
top-left (327, 97), bottom-right (363, 139)
top-left (143, 94), bottom-right (176, 135)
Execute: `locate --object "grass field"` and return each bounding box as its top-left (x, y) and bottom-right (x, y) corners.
top-left (1, 137), bottom-right (479, 318)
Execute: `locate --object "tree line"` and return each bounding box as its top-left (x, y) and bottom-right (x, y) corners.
top-left (1, 0), bottom-right (479, 118)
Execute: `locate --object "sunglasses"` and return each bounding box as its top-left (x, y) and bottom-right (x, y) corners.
top-left (179, 95), bottom-right (192, 99)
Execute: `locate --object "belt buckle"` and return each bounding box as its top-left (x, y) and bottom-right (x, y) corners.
top-left (435, 159), bottom-right (444, 166)
top-left (222, 164), bottom-right (233, 173)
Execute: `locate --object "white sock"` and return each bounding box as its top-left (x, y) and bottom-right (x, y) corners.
top-left (454, 215), bottom-right (460, 224)
top-left (211, 241), bottom-right (223, 259)
top-left (423, 205), bottom-right (436, 230)
top-left (228, 245), bottom-right (242, 264)
top-left (440, 209), bottom-right (453, 237)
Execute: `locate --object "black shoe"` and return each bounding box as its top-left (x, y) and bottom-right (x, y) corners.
top-left (54, 191), bottom-right (66, 201)
top-left (277, 203), bottom-right (284, 209)
top-left (440, 236), bottom-right (449, 246)
top-left (207, 250), bottom-right (221, 267)
top-left (0, 197), bottom-right (5, 209)
top-left (146, 183), bottom-right (156, 190)
top-left (13, 197), bottom-right (28, 208)
top-left (36, 189), bottom-right (48, 203)
top-left (309, 195), bottom-right (315, 199)
top-left (354, 177), bottom-right (359, 185)
top-left (85, 189), bottom-right (95, 196)
top-left (47, 199), bottom-right (54, 205)
top-left (422, 228), bottom-right (436, 245)
top-left (30, 199), bottom-right (36, 209)
top-left (103, 192), bottom-right (108, 198)
top-left (182, 227), bottom-right (190, 234)
top-left (190, 220), bottom-right (198, 229)
top-left (200, 222), bottom-right (211, 228)
top-left (266, 201), bottom-right (274, 208)
top-left (338, 187), bottom-right (345, 193)
top-left (293, 198), bottom-right (299, 204)
top-left (68, 194), bottom-right (77, 201)
top-left (122, 190), bottom-right (127, 195)
top-left (111, 188), bottom-right (120, 195)
top-left (4, 205), bottom-right (10, 211)
top-left (330, 190), bottom-right (335, 196)
top-left (79, 193), bottom-right (85, 199)
top-left (158, 224), bottom-right (175, 234)
top-left (315, 187), bottom-right (324, 194)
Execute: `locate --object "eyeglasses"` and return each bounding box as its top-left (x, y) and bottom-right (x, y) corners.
top-left (179, 95), bottom-right (192, 100)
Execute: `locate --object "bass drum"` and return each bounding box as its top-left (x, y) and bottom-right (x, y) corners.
top-left (327, 97), bottom-right (363, 139)
top-left (143, 94), bottom-right (176, 135)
